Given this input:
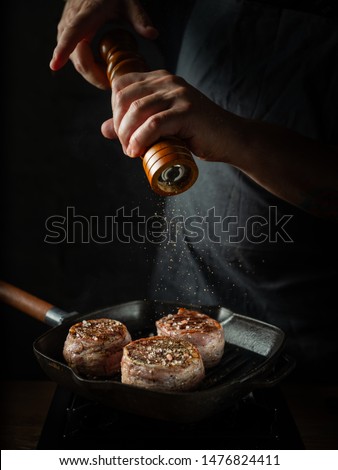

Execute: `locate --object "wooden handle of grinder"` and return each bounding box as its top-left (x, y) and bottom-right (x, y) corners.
top-left (99, 29), bottom-right (198, 196)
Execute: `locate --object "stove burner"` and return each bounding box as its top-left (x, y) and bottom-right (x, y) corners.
top-left (38, 386), bottom-right (304, 450)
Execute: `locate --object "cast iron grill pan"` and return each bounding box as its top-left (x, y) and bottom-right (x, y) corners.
top-left (33, 300), bottom-right (293, 422)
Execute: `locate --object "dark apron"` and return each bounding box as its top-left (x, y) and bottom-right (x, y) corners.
top-left (147, 0), bottom-right (338, 379)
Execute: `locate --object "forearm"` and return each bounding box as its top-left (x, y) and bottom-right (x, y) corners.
top-left (224, 116), bottom-right (338, 219)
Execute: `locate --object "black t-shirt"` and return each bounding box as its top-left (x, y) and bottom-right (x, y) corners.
top-left (246, 0), bottom-right (338, 17)
top-left (146, 0), bottom-right (338, 379)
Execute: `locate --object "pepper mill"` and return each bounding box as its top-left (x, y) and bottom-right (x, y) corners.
top-left (99, 29), bottom-right (199, 196)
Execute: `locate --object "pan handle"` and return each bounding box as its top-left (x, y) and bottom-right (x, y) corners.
top-left (251, 354), bottom-right (296, 388)
top-left (0, 280), bottom-right (72, 326)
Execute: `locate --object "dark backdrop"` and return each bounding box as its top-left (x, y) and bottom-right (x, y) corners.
top-left (1, 0), bottom-right (163, 379)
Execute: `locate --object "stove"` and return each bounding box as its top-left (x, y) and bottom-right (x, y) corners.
top-left (37, 385), bottom-right (304, 450)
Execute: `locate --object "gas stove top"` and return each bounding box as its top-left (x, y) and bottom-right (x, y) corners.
top-left (37, 385), bottom-right (304, 450)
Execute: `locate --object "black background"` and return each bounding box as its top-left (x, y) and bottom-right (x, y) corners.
top-left (1, 0), bottom-right (165, 379)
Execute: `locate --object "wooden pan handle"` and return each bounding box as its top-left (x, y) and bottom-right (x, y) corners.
top-left (99, 29), bottom-right (199, 196)
top-left (0, 280), bottom-right (54, 323)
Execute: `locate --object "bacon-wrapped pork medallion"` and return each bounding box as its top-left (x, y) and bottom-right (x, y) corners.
top-left (121, 336), bottom-right (205, 391)
top-left (156, 308), bottom-right (225, 368)
top-left (63, 318), bottom-right (132, 378)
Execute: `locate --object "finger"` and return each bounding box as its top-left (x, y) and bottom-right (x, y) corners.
top-left (112, 81), bottom-right (156, 132)
top-left (126, 110), bottom-right (187, 157)
top-left (117, 92), bottom-right (173, 151)
top-left (111, 71), bottom-right (149, 102)
top-left (50, 10), bottom-right (100, 71)
top-left (126, 0), bottom-right (159, 39)
top-left (101, 118), bottom-right (118, 140)
top-left (70, 41), bottom-right (110, 89)
top-left (111, 70), bottom-right (168, 125)
top-left (50, 25), bottom-right (84, 71)
top-left (50, 30), bottom-right (86, 71)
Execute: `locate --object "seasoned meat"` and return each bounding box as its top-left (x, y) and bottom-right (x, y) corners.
top-left (156, 308), bottom-right (225, 368)
top-left (63, 318), bottom-right (132, 378)
top-left (121, 335), bottom-right (205, 391)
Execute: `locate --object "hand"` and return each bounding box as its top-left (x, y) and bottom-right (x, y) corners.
top-left (100, 68), bottom-right (338, 218)
top-left (50, 0), bottom-right (159, 89)
top-left (101, 69), bottom-right (237, 160)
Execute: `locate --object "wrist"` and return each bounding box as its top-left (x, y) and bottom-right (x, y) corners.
top-left (208, 110), bottom-right (248, 167)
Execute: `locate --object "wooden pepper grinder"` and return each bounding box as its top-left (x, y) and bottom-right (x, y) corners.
top-left (99, 29), bottom-right (199, 196)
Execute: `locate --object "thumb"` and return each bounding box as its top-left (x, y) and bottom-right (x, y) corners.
top-left (126, 0), bottom-right (159, 39)
top-left (101, 118), bottom-right (118, 140)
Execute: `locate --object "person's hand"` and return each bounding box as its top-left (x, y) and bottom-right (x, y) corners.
top-left (100, 68), bottom-right (338, 218)
top-left (50, 0), bottom-right (159, 89)
top-left (101, 69), bottom-right (236, 160)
